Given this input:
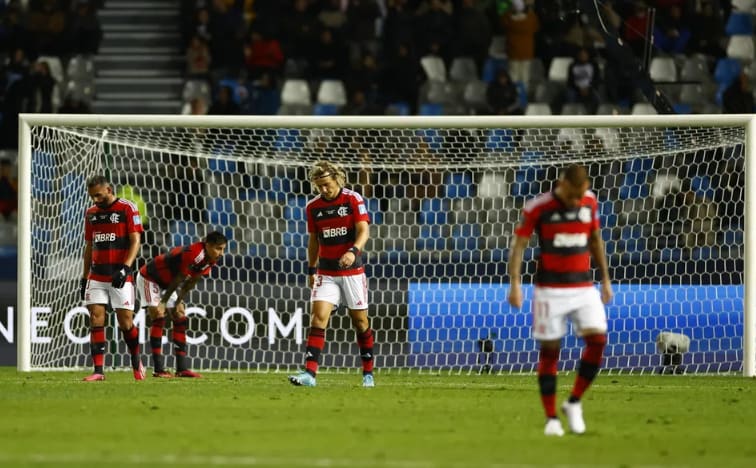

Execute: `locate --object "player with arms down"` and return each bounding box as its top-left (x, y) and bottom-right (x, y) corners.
top-left (136, 231), bottom-right (228, 378)
top-left (81, 175), bottom-right (144, 381)
top-left (508, 164), bottom-right (613, 436)
top-left (288, 161), bottom-right (375, 387)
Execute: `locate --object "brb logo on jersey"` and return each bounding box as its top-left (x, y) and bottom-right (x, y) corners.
top-left (93, 232), bottom-right (116, 243)
top-left (322, 227), bottom-right (348, 238)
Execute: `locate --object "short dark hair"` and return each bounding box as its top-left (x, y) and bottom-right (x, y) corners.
top-left (561, 164), bottom-right (589, 186)
top-left (86, 175), bottom-right (111, 189)
top-left (205, 231), bottom-right (228, 245)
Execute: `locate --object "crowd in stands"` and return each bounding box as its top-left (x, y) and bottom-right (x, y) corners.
top-left (179, 0), bottom-right (753, 117)
top-left (0, 0), bottom-right (101, 150)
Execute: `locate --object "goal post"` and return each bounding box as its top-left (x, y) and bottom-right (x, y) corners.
top-left (16, 113), bottom-right (756, 377)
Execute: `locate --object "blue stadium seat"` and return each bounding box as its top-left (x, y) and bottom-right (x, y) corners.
top-left (415, 225), bottom-right (447, 250)
top-left (365, 198), bottom-right (383, 224)
top-left (451, 223), bottom-right (481, 251)
top-left (207, 197), bottom-right (236, 226)
top-left (169, 220), bottom-right (198, 247)
top-left (313, 103), bottom-right (339, 115)
top-left (444, 173), bottom-right (474, 198)
top-left (485, 128), bottom-right (514, 152)
top-left (419, 198), bottom-right (449, 225)
top-left (481, 57), bottom-right (508, 83)
top-left (419, 103), bottom-right (444, 116)
top-left (274, 129), bottom-right (304, 151)
top-left (725, 12), bottom-right (754, 35)
top-left (416, 128), bottom-right (444, 150)
top-left (284, 195), bottom-right (308, 221)
top-left (515, 81), bottom-right (528, 109)
top-left (385, 101), bottom-right (411, 115)
top-left (673, 103), bottom-right (692, 114)
top-left (600, 200), bottom-right (617, 230)
top-left (32, 151), bottom-right (55, 199)
top-left (207, 157), bottom-right (237, 173)
top-left (714, 58), bottom-right (742, 87)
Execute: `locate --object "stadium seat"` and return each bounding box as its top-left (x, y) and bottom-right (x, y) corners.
top-left (679, 84), bottom-right (709, 106)
top-left (561, 103), bottom-right (588, 115)
top-left (631, 103), bottom-right (658, 115)
top-left (725, 12), bottom-right (754, 35)
top-left (649, 57), bottom-right (678, 83)
top-left (284, 195), bottom-right (308, 221)
top-left (732, 0), bottom-right (756, 13)
top-left (424, 80), bottom-right (458, 104)
top-left (183, 79), bottom-right (211, 103)
top-left (385, 101), bottom-right (411, 115)
top-left (207, 158), bottom-right (237, 173)
top-left (207, 197), bottom-right (237, 226)
top-left (64, 79), bottom-right (94, 104)
top-left (450, 223), bottom-right (481, 251)
top-left (680, 55), bottom-right (713, 84)
top-left (65, 55), bottom-right (94, 82)
top-left (37, 56), bottom-right (64, 83)
top-left (449, 56), bottom-right (478, 83)
top-left (485, 128), bottom-right (514, 152)
top-left (515, 80), bottom-right (528, 109)
top-left (313, 103), bottom-right (339, 115)
top-left (170, 220), bottom-right (198, 247)
top-left (444, 172), bottom-right (474, 198)
top-left (547, 56), bottom-right (573, 82)
top-left (726, 35), bottom-right (755, 62)
top-left (420, 55), bottom-right (447, 82)
top-left (672, 103), bottom-right (692, 114)
top-left (481, 57), bottom-right (508, 83)
top-left (316, 79), bottom-right (347, 106)
top-left (419, 198), bottom-right (449, 225)
top-left (525, 102), bottom-right (552, 115)
top-left (281, 79), bottom-right (311, 106)
top-left (463, 80), bottom-right (489, 113)
top-left (714, 58), bottom-right (742, 86)
top-left (419, 103), bottom-right (444, 115)
top-left (365, 198), bottom-right (383, 224)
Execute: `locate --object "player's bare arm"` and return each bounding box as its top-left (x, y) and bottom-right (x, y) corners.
top-left (339, 220), bottom-right (369, 268)
top-left (125, 231), bottom-right (141, 269)
top-left (82, 241), bottom-right (93, 278)
top-left (589, 229), bottom-right (613, 304)
top-left (175, 276), bottom-right (201, 303)
top-left (156, 273), bottom-right (188, 316)
top-left (507, 235), bottom-right (529, 308)
top-left (307, 235), bottom-right (319, 288)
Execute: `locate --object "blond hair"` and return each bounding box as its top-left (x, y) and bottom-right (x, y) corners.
top-left (309, 161), bottom-right (346, 188)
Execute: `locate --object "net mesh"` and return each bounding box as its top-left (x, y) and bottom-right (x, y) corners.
top-left (26, 121), bottom-right (746, 374)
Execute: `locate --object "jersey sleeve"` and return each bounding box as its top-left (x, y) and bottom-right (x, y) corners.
top-left (185, 242), bottom-right (213, 277)
top-left (592, 199), bottom-right (601, 232)
top-left (305, 203), bottom-right (316, 233)
top-left (125, 203), bottom-right (144, 234)
top-left (84, 210), bottom-right (92, 241)
top-left (514, 205), bottom-right (537, 238)
top-left (353, 194), bottom-right (370, 224)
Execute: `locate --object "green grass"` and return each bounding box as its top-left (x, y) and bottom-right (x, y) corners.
top-left (1, 368), bottom-right (755, 467)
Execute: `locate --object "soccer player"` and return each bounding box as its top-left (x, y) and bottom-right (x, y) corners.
top-left (80, 175), bottom-right (144, 381)
top-left (136, 231), bottom-right (228, 378)
top-left (507, 164), bottom-right (613, 436)
top-left (288, 161), bottom-right (375, 388)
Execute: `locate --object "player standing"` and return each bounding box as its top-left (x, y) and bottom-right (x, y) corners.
top-left (288, 161), bottom-right (375, 387)
top-left (80, 175), bottom-right (144, 381)
top-left (507, 165), bottom-right (613, 436)
top-left (136, 231), bottom-right (228, 378)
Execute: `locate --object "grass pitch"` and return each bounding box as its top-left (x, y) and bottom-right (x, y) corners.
top-left (0, 367), bottom-right (755, 467)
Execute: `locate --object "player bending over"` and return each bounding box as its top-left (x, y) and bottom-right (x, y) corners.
top-left (136, 231), bottom-right (228, 378)
top-left (508, 164), bottom-right (613, 436)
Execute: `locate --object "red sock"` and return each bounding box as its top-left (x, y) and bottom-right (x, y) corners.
top-left (304, 327), bottom-right (325, 376)
top-left (538, 347), bottom-right (560, 418)
top-left (570, 334), bottom-right (607, 401)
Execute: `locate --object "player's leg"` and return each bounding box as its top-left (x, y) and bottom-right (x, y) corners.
top-left (532, 287), bottom-right (569, 436)
top-left (83, 286), bottom-right (108, 381)
top-left (170, 304), bottom-right (201, 378)
top-left (344, 272), bottom-right (374, 387)
top-left (111, 281), bottom-right (144, 380)
top-left (562, 288), bottom-right (608, 434)
top-left (138, 274), bottom-right (171, 377)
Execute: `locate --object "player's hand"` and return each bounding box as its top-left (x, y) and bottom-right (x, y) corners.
top-left (508, 284), bottom-right (523, 308)
top-left (79, 278), bottom-right (87, 301)
top-left (157, 301), bottom-right (167, 315)
top-left (174, 301), bottom-right (185, 316)
top-left (339, 251), bottom-right (355, 268)
top-left (601, 281), bottom-right (614, 305)
top-left (111, 265), bottom-right (130, 289)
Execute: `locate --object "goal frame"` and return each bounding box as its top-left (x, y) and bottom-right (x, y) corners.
top-left (16, 113), bottom-right (756, 377)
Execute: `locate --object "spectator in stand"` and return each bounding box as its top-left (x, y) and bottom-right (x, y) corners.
top-left (382, 0), bottom-right (416, 55)
top-left (26, 60), bottom-right (57, 113)
top-left (189, 7), bottom-right (212, 45)
top-left (621, 1), bottom-right (650, 57)
top-left (347, 51), bottom-right (383, 107)
top-left (344, 0), bottom-right (384, 59)
top-left (722, 72), bottom-right (754, 114)
top-left (281, 0), bottom-right (319, 66)
top-left (208, 85), bottom-right (241, 115)
top-left (26, 0), bottom-right (68, 56)
top-left (653, 5), bottom-right (691, 54)
top-left (318, 0), bottom-right (348, 33)
top-left (186, 34), bottom-right (211, 77)
top-left (0, 48), bottom-right (29, 149)
top-left (486, 68), bottom-right (523, 115)
top-left (454, 0), bottom-right (493, 70)
top-left (58, 94), bottom-right (92, 113)
top-left (566, 47), bottom-right (600, 114)
top-left (689, 0), bottom-right (725, 58)
top-left (0, 159), bottom-right (17, 221)
top-left (311, 27), bottom-right (349, 80)
top-left (207, 0), bottom-right (246, 77)
top-left (381, 41), bottom-right (422, 113)
top-left (415, 0), bottom-right (454, 61)
top-left (500, 0), bottom-right (539, 92)
top-left (67, 0), bottom-right (103, 55)
top-left (243, 27), bottom-right (284, 82)
top-left (0, 2), bottom-right (30, 54)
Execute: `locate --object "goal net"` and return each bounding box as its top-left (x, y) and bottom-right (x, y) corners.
top-left (17, 114), bottom-right (755, 376)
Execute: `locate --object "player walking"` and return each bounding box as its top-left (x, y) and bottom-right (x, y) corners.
top-left (288, 161), bottom-right (375, 387)
top-left (507, 165), bottom-right (613, 436)
top-left (80, 175), bottom-right (144, 381)
top-left (136, 231), bottom-right (228, 378)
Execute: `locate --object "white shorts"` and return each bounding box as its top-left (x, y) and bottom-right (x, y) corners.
top-left (84, 279), bottom-right (136, 311)
top-left (135, 273), bottom-right (178, 308)
top-left (311, 273), bottom-right (368, 310)
top-left (531, 286), bottom-right (607, 341)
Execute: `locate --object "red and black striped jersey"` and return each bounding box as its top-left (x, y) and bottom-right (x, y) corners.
top-left (306, 188), bottom-right (370, 276)
top-left (514, 190), bottom-right (600, 287)
top-left (139, 242), bottom-right (216, 289)
top-left (84, 198), bottom-right (143, 282)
